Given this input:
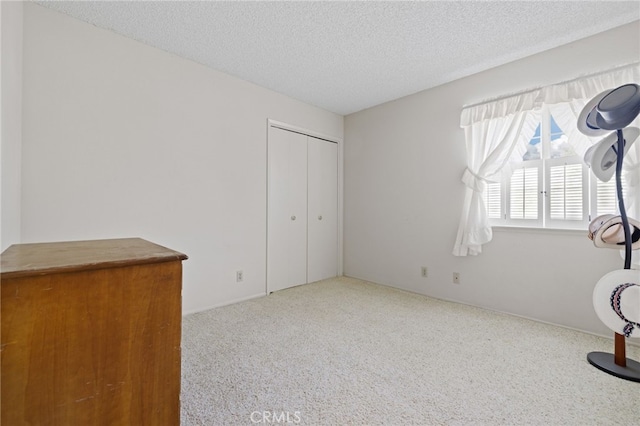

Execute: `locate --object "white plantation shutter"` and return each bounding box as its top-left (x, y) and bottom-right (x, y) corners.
top-left (484, 182), bottom-right (502, 220)
top-left (545, 156), bottom-right (588, 228)
top-left (597, 179), bottom-right (618, 215)
top-left (549, 164), bottom-right (583, 220)
top-left (594, 174), bottom-right (628, 216)
top-left (509, 166), bottom-right (539, 221)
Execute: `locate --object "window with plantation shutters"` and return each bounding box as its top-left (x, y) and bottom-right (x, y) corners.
top-left (483, 107), bottom-right (602, 229)
top-left (466, 64), bottom-right (640, 250)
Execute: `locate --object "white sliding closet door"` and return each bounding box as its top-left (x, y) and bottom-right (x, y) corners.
top-left (307, 137), bottom-right (338, 283)
top-left (267, 127), bottom-right (308, 292)
top-left (267, 125), bottom-right (339, 293)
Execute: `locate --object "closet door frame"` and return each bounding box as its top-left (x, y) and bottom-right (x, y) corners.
top-left (266, 119), bottom-right (343, 293)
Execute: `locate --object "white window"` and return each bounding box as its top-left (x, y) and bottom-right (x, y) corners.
top-left (591, 173), bottom-right (628, 218)
top-left (484, 106), bottom-right (621, 229)
top-left (454, 63), bottom-right (639, 256)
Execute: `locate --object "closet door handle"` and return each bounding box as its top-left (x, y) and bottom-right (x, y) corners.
top-left (291, 215), bottom-right (296, 221)
top-left (318, 215), bottom-right (323, 220)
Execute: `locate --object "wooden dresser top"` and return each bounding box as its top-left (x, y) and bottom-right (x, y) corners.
top-left (1, 238), bottom-right (188, 279)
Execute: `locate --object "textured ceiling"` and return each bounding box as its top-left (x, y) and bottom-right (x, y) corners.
top-left (35, 1), bottom-right (640, 115)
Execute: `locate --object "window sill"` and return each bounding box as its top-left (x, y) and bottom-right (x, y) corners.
top-left (491, 225), bottom-right (587, 237)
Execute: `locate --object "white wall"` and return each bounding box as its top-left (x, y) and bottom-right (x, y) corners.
top-left (1, 0), bottom-right (23, 251)
top-left (344, 21), bottom-right (640, 338)
top-left (16, 2), bottom-right (640, 338)
top-left (20, 3), bottom-right (343, 313)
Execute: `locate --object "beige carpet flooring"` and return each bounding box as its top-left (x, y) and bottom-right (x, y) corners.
top-left (180, 277), bottom-right (640, 425)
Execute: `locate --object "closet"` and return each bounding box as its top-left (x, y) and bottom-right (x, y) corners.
top-left (267, 124), bottom-right (338, 293)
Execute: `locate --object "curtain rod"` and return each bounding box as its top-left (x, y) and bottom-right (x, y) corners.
top-left (462, 62), bottom-right (640, 110)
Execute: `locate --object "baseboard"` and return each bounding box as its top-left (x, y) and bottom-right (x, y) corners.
top-left (341, 274), bottom-right (640, 348)
top-left (182, 292), bottom-right (267, 316)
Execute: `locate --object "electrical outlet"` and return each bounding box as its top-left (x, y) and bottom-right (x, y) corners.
top-left (236, 270), bottom-right (243, 282)
top-left (453, 272), bottom-right (460, 284)
top-left (421, 267), bottom-right (428, 278)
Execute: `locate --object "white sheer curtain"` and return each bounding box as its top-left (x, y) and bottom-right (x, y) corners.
top-left (452, 93), bottom-right (538, 256)
top-left (453, 62), bottom-right (640, 257)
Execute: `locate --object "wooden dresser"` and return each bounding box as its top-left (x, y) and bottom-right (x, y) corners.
top-left (1, 238), bottom-right (187, 425)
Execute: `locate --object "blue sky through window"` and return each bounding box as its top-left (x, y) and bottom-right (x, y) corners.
top-left (523, 115), bottom-right (574, 160)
